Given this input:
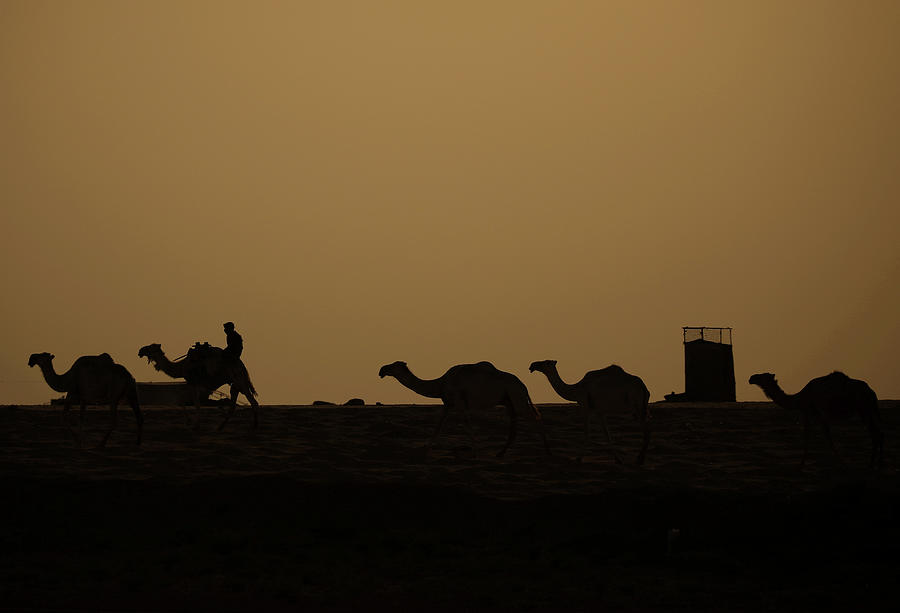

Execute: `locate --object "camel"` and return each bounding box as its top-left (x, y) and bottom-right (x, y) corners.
top-left (529, 360), bottom-right (651, 465)
top-left (749, 371), bottom-right (883, 468)
top-left (137, 343), bottom-right (259, 431)
top-left (378, 360), bottom-right (550, 457)
top-left (28, 352), bottom-right (143, 447)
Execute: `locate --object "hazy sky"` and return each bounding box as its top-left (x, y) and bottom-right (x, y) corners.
top-left (2, 1), bottom-right (898, 405)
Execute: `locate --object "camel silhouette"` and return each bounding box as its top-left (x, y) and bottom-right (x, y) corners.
top-left (749, 371), bottom-right (883, 468)
top-left (529, 360), bottom-right (650, 465)
top-left (138, 343), bottom-right (259, 431)
top-left (28, 352), bottom-right (143, 447)
top-left (378, 360), bottom-right (549, 457)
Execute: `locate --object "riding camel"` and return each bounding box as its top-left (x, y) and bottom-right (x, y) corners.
top-left (529, 360), bottom-right (650, 464)
top-left (749, 371), bottom-right (883, 468)
top-left (28, 352), bottom-right (143, 447)
top-left (378, 360), bottom-right (550, 457)
top-left (138, 343), bottom-right (259, 431)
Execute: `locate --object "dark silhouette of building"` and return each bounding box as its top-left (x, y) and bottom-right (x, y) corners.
top-left (666, 327), bottom-right (736, 402)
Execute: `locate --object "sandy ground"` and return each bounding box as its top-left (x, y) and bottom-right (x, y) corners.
top-left (1, 400), bottom-right (898, 611)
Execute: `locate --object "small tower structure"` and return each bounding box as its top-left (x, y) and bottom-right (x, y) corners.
top-left (682, 326), bottom-right (735, 402)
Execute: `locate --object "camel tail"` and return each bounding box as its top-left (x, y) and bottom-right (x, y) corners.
top-left (865, 380), bottom-right (879, 407)
top-left (247, 375), bottom-right (258, 398)
top-left (128, 380), bottom-right (144, 418)
top-left (119, 367), bottom-right (140, 407)
top-left (120, 372), bottom-right (144, 445)
top-left (528, 398), bottom-right (543, 421)
top-left (858, 380), bottom-right (881, 424)
top-left (510, 383), bottom-right (542, 421)
top-left (850, 379), bottom-right (883, 469)
top-left (525, 394), bottom-right (551, 455)
top-left (127, 379), bottom-right (139, 408)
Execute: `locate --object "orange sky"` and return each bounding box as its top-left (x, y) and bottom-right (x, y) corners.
top-left (2, 1), bottom-right (899, 405)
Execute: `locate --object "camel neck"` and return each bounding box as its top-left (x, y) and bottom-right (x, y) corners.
top-left (761, 383), bottom-right (794, 408)
top-left (540, 367), bottom-right (579, 401)
top-left (37, 361), bottom-right (70, 393)
top-left (152, 354), bottom-right (187, 379)
top-left (393, 367), bottom-right (445, 399)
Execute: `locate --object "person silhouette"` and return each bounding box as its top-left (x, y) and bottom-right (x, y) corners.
top-left (223, 322), bottom-right (243, 359)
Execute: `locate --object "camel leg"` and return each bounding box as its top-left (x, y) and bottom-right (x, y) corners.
top-left (98, 401), bottom-right (118, 448)
top-left (459, 399), bottom-right (479, 451)
top-left (820, 417), bottom-right (842, 464)
top-left (428, 404), bottom-right (451, 453)
top-left (576, 403), bottom-right (591, 462)
top-left (444, 391), bottom-right (477, 450)
top-left (875, 427), bottom-right (884, 470)
top-left (190, 388), bottom-right (205, 430)
top-left (862, 411), bottom-right (883, 469)
top-left (179, 391), bottom-right (194, 427)
top-left (78, 401), bottom-right (87, 448)
top-left (533, 409), bottom-right (551, 456)
top-left (596, 408), bottom-right (622, 465)
top-left (63, 398), bottom-right (79, 445)
top-left (636, 417), bottom-right (650, 466)
top-left (244, 386), bottom-right (260, 431)
top-left (130, 397), bottom-right (143, 447)
top-left (179, 385), bottom-right (197, 427)
top-left (800, 413), bottom-right (811, 468)
top-left (870, 422), bottom-right (884, 470)
top-left (496, 404), bottom-right (517, 458)
top-left (583, 399), bottom-right (621, 464)
top-left (218, 386), bottom-right (239, 431)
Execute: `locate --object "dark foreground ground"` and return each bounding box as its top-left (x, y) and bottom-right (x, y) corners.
top-left (1, 401), bottom-right (898, 611)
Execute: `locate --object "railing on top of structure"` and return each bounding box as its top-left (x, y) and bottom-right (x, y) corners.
top-left (683, 326), bottom-right (732, 345)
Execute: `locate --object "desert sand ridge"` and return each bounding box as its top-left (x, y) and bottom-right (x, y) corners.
top-left (2, 401), bottom-right (896, 497)
top-left (2, 400), bottom-right (898, 610)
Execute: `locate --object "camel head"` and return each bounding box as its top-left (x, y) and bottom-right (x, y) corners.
top-left (138, 343), bottom-right (164, 365)
top-left (28, 352), bottom-right (54, 368)
top-left (528, 359), bottom-right (557, 374)
top-left (749, 373), bottom-right (782, 399)
top-left (378, 361), bottom-right (407, 379)
top-left (749, 372), bottom-right (777, 388)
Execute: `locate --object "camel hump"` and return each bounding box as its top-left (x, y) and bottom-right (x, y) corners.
top-left (586, 364), bottom-right (628, 379)
top-left (445, 362), bottom-right (498, 379)
top-left (807, 371), bottom-right (853, 390)
top-left (72, 353), bottom-right (116, 370)
top-left (804, 371), bottom-right (873, 403)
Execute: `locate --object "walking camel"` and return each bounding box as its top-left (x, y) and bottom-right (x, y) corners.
top-left (28, 352), bottom-right (143, 447)
top-left (749, 371), bottom-right (883, 468)
top-left (529, 360), bottom-right (650, 465)
top-left (378, 360), bottom-right (550, 457)
top-left (138, 343), bottom-right (259, 431)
